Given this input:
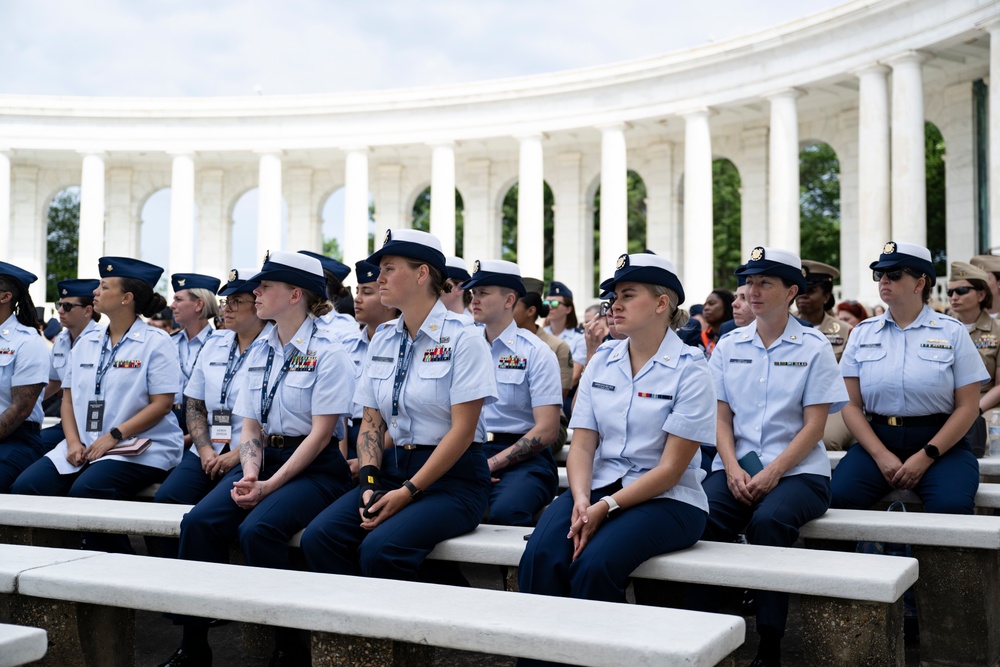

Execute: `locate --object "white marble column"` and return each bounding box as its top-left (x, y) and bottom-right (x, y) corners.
top-left (78, 153), bottom-right (106, 280)
top-left (343, 149), bottom-right (371, 271)
top-left (0, 152), bottom-right (9, 259)
top-left (430, 143), bottom-right (456, 255)
top-left (644, 142), bottom-right (674, 258)
top-left (856, 64), bottom-right (892, 304)
top-left (517, 135), bottom-right (545, 278)
top-left (11, 166), bottom-right (44, 304)
top-left (196, 169), bottom-right (228, 279)
top-left (256, 152), bottom-right (283, 262)
top-left (553, 152), bottom-right (589, 300)
top-left (168, 153), bottom-right (196, 281)
top-left (599, 125), bottom-right (628, 281)
top-left (682, 110), bottom-right (714, 304)
top-left (740, 126), bottom-right (769, 258)
top-left (943, 82), bottom-right (977, 267)
top-left (105, 167), bottom-right (137, 259)
top-left (462, 159), bottom-right (499, 264)
top-left (374, 164), bottom-right (404, 242)
top-left (989, 23), bottom-right (1000, 250)
top-left (767, 89), bottom-right (802, 253)
top-left (888, 51), bottom-right (928, 245)
top-left (285, 167), bottom-right (317, 253)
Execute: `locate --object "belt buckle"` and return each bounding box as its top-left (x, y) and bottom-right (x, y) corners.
top-left (272, 434), bottom-right (285, 448)
top-left (486, 432), bottom-right (496, 443)
top-left (888, 416), bottom-right (902, 427)
top-left (400, 444), bottom-right (418, 450)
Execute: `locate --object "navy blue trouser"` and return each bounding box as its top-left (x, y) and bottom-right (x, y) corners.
top-left (11, 456), bottom-right (167, 553)
top-left (0, 426), bottom-right (43, 493)
top-left (483, 442), bottom-right (557, 527)
top-left (693, 470), bottom-right (831, 637)
top-left (300, 446), bottom-right (491, 580)
top-left (831, 422), bottom-right (978, 514)
top-left (39, 422), bottom-right (64, 453)
top-left (154, 448), bottom-right (231, 559)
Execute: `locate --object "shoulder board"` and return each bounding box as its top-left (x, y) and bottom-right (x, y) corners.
top-left (853, 318), bottom-right (881, 329)
top-left (375, 319), bottom-right (397, 333)
top-left (147, 326), bottom-right (173, 340)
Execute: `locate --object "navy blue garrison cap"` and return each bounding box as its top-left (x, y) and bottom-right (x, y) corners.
top-left (99, 257), bottom-right (163, 287)
top-left (172, 273), bottom-right (222, 294)
top-left (0, 262), bottom-right (37, 288)
top-left (367, 229), bottom-right (447, 276)
top-left (599, 253), bottom-right (686, 305)
top-left (355, 260), bottom-right (380, 285)
top-left (734, 247), bottom-right (807, 294)
top-left (249, 250), bottom-right (327, 297)
top-left (298, 251), bottom-right (350, 282)
top-left (869, 241), bottom-right (936, 286)
top-left (218, 267), bottom-right (260, 297)
top-left (461, 259), bottom-right (526, 297)
top-left (57, 279), bottom-right (99, 298)
top-left (547, 281), bottom-right (572, 299)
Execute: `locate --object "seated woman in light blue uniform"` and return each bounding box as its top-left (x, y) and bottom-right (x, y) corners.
top-left (13, 258), bottom-right (184, 553)
top-left (300, 229), bottom-right (497, 582)
top-left (463, 259), bottom-right (562, 526)
top-left (832, 242), bottom-right (987, 515)
top-left (169, 273), bottom-right (219, 437)
top-left (518, 253), bottom-right (714, 667)
top-left (442, 256), bottom-right (474, 325)
top-left (0, 262), bottom-right (50, 493)
top-left (40, 279), bottom-right (101, 453)
top-left (158, 251), bottom-right (355, 667)
top-left (696, 247), bottom-right (847, 667)
top-left (154, 268), bottom-right (271, 512)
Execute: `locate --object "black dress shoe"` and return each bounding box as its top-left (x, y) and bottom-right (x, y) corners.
top-left (747, 655), bottom-right (780, 667)
top-left (158, 647), bottom-right (212, 667)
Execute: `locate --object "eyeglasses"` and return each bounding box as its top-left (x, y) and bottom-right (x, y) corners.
top-left (946, 286), bottom-right (975, 297)
top-left (600, 297), bottom-right (617, 317)
top-left (543, 299), bottom-right (563, 309)
top-left (54, 302), bottom-right (85, 313)
top-left (872, 269), bottom-right (924, 282)
top-left (219, 298), bottom-right (251, 312)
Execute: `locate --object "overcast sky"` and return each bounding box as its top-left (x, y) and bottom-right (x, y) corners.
top-left (1, 0), bottom-right (846, 273)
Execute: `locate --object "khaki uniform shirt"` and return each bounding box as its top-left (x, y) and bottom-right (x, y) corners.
top-left (818, 313), bottom-right (852, 362)
top-left (969, 309), bottom-right (1000, 393)
top-left (535, 327), bottom-right (573, 393)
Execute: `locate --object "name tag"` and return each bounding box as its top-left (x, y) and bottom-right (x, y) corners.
top-left (80, 363), bottom-right (95, 368)
top-left (859, 343), bottom-right (881, 348)
top-left (423, 346), bottom-right (452, 362)
top-left (371, 355), bottom-right (394, 363)
top-left (54, 352), bottom-right (65, 358)
top-left (248, 366), bottom-right (265, 372)
top-left (209, 361), bottom-right (227, 367)
top-left (211, 408), bottom-right (232, 444)
top-left (637, 392), bottom-right (672, 400)
top-left (826, 335), bottom-right (845, 346)
top-left (113, 359), bottom-right (142, 368)
top-left (730, 358), bottom-right (752, 364)
top-left (592, 382), bottom-right (615, 391)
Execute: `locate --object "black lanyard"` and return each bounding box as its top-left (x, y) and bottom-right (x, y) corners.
top-left (219, 335), bottom-right (254, 405)
top-left (95, 319), bottom-right (138, 396)
top-left (390, 334), bottom-right (414, 418)
top-left (259, 322), bottom-right (316, 430)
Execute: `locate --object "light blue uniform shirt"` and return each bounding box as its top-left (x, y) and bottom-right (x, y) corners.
top-left (184, 324), bottom-right (272, 454)
top-left (570, 328), bottom-right (714, 512)
top-left (0, 314), bottom-right (49, 426)
top-left (46, 318), bottom-right (184, 474)
top-left (342, 327), bottom-right (373, 421)
top-left (710, 317), bottom-right (848, 478)
top-left (841, 305), bottom-right (989, 416)
top-left (545, 325), bottom-right (586, 366)
top-left (319, 310), bottom-right (360, 342)
top-left (482, 320), bottom-right (563, 434)
top-left (49, 320), bottom-right (99, 383)
top-left (234, 317), bottom-right (355, 439)
top-left (356, 300), bottom-right (498, 446)
top-left (173, 325), bottom-right (213, 404)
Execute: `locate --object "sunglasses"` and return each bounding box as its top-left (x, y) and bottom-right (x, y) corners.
top-left (54, 302), bottom-right (85, 313)
top-left (946, 286), bottom-right (976, 298)
top-left (543, 299), bottom-right (563, 308)
top-left (872, 268), bottom-right (924, 282)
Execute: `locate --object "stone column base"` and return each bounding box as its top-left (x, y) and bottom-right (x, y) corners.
top-left (800, 595), bottom-right (903, 667)
top-left (311, 632), bottom-right (434, 666)
top-left (0, 594), bottom-right (134, 667)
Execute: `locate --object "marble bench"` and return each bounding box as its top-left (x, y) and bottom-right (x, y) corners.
top-left (0, 623), bottom-right (47, 667)
top-left (0, 543), bottom-right (744, 667)
top-left (0, 496), bottom-right (916, 666)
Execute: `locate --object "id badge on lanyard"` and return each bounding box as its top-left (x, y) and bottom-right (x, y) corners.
top-left (211, 408), bottom-right (233, 445)
top-left (86, 400), bottom-right (105, 432)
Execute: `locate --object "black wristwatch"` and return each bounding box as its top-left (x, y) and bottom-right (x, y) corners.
top-left (923, 444), bottom-right (940, 460)
top-left (109, 427), bottom-right (124, 442)
top-left (402, 479), bottom-right (423, 500)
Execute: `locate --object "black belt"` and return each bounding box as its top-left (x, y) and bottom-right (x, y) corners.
top-left (172, 403), bottom-right (184, 411)
top-left (22, 422), bottom-right (41, 434)
top-left (396, 442), bottom-right (482, 451)
top-left (264, 434), bottom-right (307, 449)
top-left (486, 432), bottom-right (524, 445)
top-left (867, 413), bottom-right (949, 428)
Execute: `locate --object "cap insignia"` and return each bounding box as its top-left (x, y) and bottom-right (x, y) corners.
top-left (228, 269), bottom-right (237, 282)
top-left (383, 229), bottom-right (392, 246)
top-left (750, 247), bottom-right (764, 262)
top-left (263, 250), bottom-right (270, 264)
top-left (61, 288), bottom-right (67, 295)
top-left (883, 241), bottom-right (897, 255)
top-left (178, 278), bottom-right (186, 287)
top-left (473, 260), bottom-right (481, 274)
top-left (801, 267), bottom-right (808, 277)
top-left (616, 254), bottom-right (628, 270)
top-left (106, 264), bottom-right (113, 272)
top-left (365, 271), bottom-right (373, 278)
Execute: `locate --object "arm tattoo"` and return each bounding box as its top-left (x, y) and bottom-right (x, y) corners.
top-left (186, 398), bottom-right (211, 450)
top-left (0, 383), bottom-right (44, 442)
top-left (504, 436), bottom-right (546, 466)
top-left (240, 437), bottom-right (262, 477)
top-left (358, 407), bottom-right (386, 468)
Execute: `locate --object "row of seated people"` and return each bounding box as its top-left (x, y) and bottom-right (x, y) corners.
top-left (0, 234), bottom-right (987, 667)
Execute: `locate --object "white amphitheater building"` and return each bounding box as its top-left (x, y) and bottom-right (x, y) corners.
top-left (0, 0), bottom-right (997, 307)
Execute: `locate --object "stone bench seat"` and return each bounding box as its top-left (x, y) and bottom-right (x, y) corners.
top-left (0, 623), bottom-right (47, 667)
top-left (0, 543), bottom-right (744, 667)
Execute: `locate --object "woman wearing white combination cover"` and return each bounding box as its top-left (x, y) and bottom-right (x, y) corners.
top-left (695, 246), bottom-right (848, 667)
top-left (12, 257), bottom-right (183, 554)
top-left (517, 252), bottom-right (715, 667)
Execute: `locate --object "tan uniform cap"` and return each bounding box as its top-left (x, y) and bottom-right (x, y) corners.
top-left (971, 255), bottom-right (1000, 273)
top-left (951, 261), bottom-right (989, 282)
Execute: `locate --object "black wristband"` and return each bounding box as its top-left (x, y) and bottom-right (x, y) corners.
top-left (358, 465), bottom-right (381, 507)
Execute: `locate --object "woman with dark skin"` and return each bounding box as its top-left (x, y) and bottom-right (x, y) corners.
top-left (700, 289), bottom-right (734, 356)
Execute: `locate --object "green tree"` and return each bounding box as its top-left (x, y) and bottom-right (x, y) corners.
top-left (46, 188), bottom-right (80, 302)
top-left (411, 187), bottom-right (465, 257)
top-left (925, 122), bottom-right (946, 276)
top-left (591, 170), bottom-right (647, 294)
top-left (713, 159), bottom-right (742, 291)
top-left (322, 237), bottom-right (343, 261)
top-left (501, 182), bottom-right (555, 284)
top-left (799, 143), bottom-right (841, 269)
